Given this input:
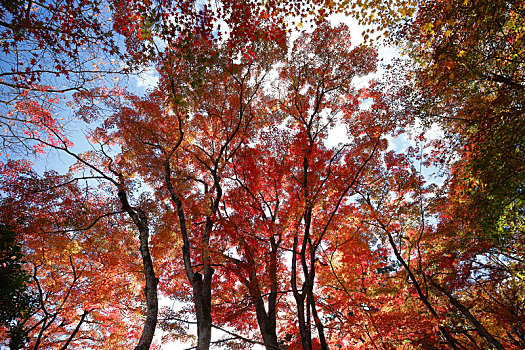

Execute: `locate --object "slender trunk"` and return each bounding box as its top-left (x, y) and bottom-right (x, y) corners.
top-left (304, 217), bottom-right (329, 350)
top-left (297, 298), bottom-right (313, 350)
top-left (192, 270), bottom-right (213, 350)
top-left (380, 222), bottom-right (460, 350)
top-left (118, 188), bottom-right (158, 350)
top-left (266, 237), bottom-right (280, 349)
top-left (292, 147), bottom-right (330, 350)
top-left (251, 290), bottom-right (279, 350)
top-left (429, 278), bottom-right (506, 350)
top-left (292, 235), bottom-right (313, 350)
top-left (60, 310), bottom-right (89, 350)
top-left (134, 213), bottom-right (159, 350)
top-left (164, 163), bottom-right (214, 350)
top-left (307, 287), bottom-right (328, 350)
top-left (245, 246), bottom-right (279, 350)
top-left (300, 207), bottom-right (330, 350)
top-left (195, 218), bottom-right (214, 350)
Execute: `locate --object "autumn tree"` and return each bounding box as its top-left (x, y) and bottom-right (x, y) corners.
top-left (212, 130), bottom-right (290, 349)
top-left (3, 0), bottom-right (524, 349)
top-left (79, 18), bottom-right (287, 349)
top-left (0, 1), bottom-right (288, 348)
top-left (66, 19), bottom-right (409, 350)
top-left (188, 22), bottom-right (402, 350)
top-left (0, 159), bottom-right (153, 349)
top-left (380, 0), bottom-right (525, 347)
top-left (390, 0), bottom-right (525, 235)
top-left (1, 1), bottom-right (327, 348)
top-left (271, 23), bottom-right (383, 350)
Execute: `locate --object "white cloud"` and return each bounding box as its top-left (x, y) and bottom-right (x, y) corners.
top-left (135, 66), bottom-right (159, 90)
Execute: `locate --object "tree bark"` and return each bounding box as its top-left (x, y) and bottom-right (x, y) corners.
top-left (244, 245), bottom-right (280, 350)
top-left (60, 310), bottom-right (89, 350)
top-left (292, 235), bottom-right (313, 350)
top-left (164, 162), bottom-right (214, 350)
top-left (117, 187), bottom-right (158, 350)
top-left (428, 278), bottom-right (506, 350)
top-left (379, 219), bottom-right (460, 350)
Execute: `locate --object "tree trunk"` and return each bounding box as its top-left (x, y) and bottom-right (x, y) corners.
top-left (245, 248), bottom-right (279, 350)
top-left (165, 163), bottom-right (215, 350)
top-left (192, 270), bottom-right (213, 350)
top-left (429, 278), bottom-right (506, 350)
top-left (117, 188), bottom-right (158, 350)
top-left (292, 235), bottom-right (313, 350)
top-left (380, 221), bottom-right (460, 350)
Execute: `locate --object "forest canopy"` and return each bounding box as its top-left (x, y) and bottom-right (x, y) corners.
top-left (0, 0), bottom-right (523, 349)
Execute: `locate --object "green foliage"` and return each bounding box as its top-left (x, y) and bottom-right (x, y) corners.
top-left (471, 118), bottom-right (525, 242)
top-left (0, 224), bottom-right (36, 350)
top-left (497, 199), bottom-right (525, 247)
top-left (389, 0), bottom-right (525, 242)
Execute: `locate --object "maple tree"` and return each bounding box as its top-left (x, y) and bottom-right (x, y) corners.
top-left (275, 24), bottom-right (383, 350)
top-left (1, 0), bottom-right (524, 349)
top-left (0, 159), bottom-right (150, 349)
top-left (391, 0), bottom-right (524, 348)
top-left (1, 1), bottom-right (286, 348)
top-left (102, 23), bottom-right (287, 349)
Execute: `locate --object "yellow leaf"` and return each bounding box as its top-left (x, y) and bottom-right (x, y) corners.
top-left (398, 7), bottom-right (409, 19)
top-left (298, 22), bottom-right (303, 28)
top-left (422, 22), bottom-right (434, 33)
top-left (445, 29), bottom-right (452, 37)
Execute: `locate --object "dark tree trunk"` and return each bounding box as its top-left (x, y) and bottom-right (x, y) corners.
top-left (117, 187), bottom-right (158, 350)
top-left (292, 236), bottom-right (313, 350)
top-left (429, 278), bottom-right (506, 350)
top-left (165, 163), bottom-right (215, 350)
top-left (192, 269), bottom-right (213, 350)
top-left (245, 245), bottom-right (279, 350)
top-left (376, 218), bottom-right (466, 350)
